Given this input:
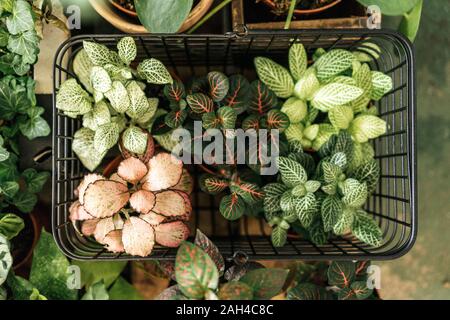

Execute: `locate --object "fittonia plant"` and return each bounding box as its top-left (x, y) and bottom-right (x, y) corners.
top-left (56, 37), bottom-right (172, 171)
top-left (69, 152), bottom-right (193, 257)
top-left (255, 43), bottom-right (392, 248)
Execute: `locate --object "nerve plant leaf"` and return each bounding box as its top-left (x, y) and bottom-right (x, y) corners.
top-left (0, 234), bottom-right (12, 286)
top-left (371, 71), bottom-right (393, 100)
top-left (56, 78), bottom-right (92, 115)
top-left (142, 152), bottom-right (183, 191)
top-left (137, 58), bottom-right (173, 85)
top-left (352, 211), bottom-right (382, 247)
top-left (254, 57), bottom-right (294, 98)
top-left (122, 125), bottom-right (148, 155)
top-left (277, 156), bottom-right (308, 187)
top-left (311, 83), bottom-right (363, 112)
top-left (90, 66), bottom-right (112, 93)
top-left (218, 282), bottom-right (253, 300)
top-left (240, 268), bottom-right (289, 300)
top-left (321, 196), bottom-right (343, 232)
top-left (247, 80), bottom-right (278, 115)
top-left (200, 174), bottom-right (229, 195)
top-left (230, 182), bottom-right (264, 205)
top-left (195, 229), bottom-right (225, 276)
top-left (83, 41), bottom-right (115, 66)
top-left (348, 115), bottom-right (387, 143)
top-left (327, 261), bottom-right (356, 288)
top-left (164, 79), bottom-right (186, 103)
top-left (289, 43), bottom-right (307, 81)
top-left (219, 193), bottom-right (245, 221)
top-left (186, 93), bottom-right (214, 114)
top-left (264, 109), bottom-right (290, 133)
top-left (83, 180), bottom-right (130, 218)
top-left (175, 241), bottom-right (219, 299)
top-left (287, 283), bottom-right (331, 300)
top-left (155, 221), bottom-right (189, 247)
top-left (222, 75), bottom-right (251, 115)
top-left (93, 122), bottom-right (120, 153)
top-left (130, 190), bottom-right (156, 214)
top-left (294, 67), bottom-right (320, 101)
top-left (207, 71), bottom-right (229, 102)
top-left (152, 191), bottom-right (191, 219)
top-left (263, 183), bottom-right (289, 214)
top-left (281, 98), bottom-right (307, 124)
top-left (315, 49), bottom-right (354, 82)
top-left (117, 36), bottom-right (137, 66)
top-left (104, 81), bottom-right (130, 113)
top-left (122, 217), bottom-right (155, 257)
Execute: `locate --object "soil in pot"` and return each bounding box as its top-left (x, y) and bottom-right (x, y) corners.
top-left (263, 0), bottom-right (340, 16)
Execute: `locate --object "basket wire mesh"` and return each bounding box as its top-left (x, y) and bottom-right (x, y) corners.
top-left (52, 29), bottom-right (416, 261)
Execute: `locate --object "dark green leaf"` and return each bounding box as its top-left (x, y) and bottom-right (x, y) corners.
top-left (351, 159), bottom-right (380, 193)
top-left (263, 109), bottom-right (290, 133)
top-left (186, 93), bottom-right (214, 114)
top-left (240, 268), bottom-right (289, 300)
top-left (352, 211), bottom-right (382, 247)
top-left (351, 281), bottom-right (373, 300)
top-left (175, 241), bottom-right (219, 299)
top-left (0, 181), bottom-right (19, 198)
top-left (207, 71), bottom-right (229, 102)
top-left (218, 282), bottom-right (253, 300)
top-left (22, 168), bottom-right (50, 193)
top-left (242, 114), bottom-right (260, 131)
top-left (0, 213), bottom-right (24, 240)
top-left (337, 287), bottom-right (357, 300)
top-left (6, 275), bottom-right (34, 300)
top-left (12, 191), bottom-right (37, 213)
top-left (109, 277), bottom-right (143, 300)
top-left (0, 81), bottom-right (31, 120)
top-left (200, 174), bottom-right (229, 195)
top-left (164, 109), bottom-right (188, 128)
top-left (164, 79), bottom-right (186, 103)
top-left (287, 283), bottom-right (332, 300)
top-left (135, 0), bottom-right (194, 33)
top-left (19, 113), bottom-right (50, 140)
top-left (248, 80), bottom-right (278, 115)
top-left (194, 229), bottom-right (225, 276)
top-left (219, 193), bottom-right (245, 221)
top-left (222, 75), bottom-right (250, 115)
top-left (29, 230), bottom-right (78, 300)
top-left (229, 182), bottom-right (264, 205)
top-left (321, 195), bottom-right (343, 232)
top-left (327, 261), bottom-right (356, 288)
top-left (217, 106), bottom-right (237, 130)
top-left (263, 183), bottom-right (289, 214)
top-left (271, 225), bottom-right (287, 247)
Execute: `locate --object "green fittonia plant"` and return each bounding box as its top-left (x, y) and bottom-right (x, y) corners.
top-left (157, 229), bottom-right (289, 300)
top-left (255, 43), bottom-right (392, 248)
top-left (56, 36), bottom-right (173, 171)
top-left (155, 72), bottom-right (291, 221)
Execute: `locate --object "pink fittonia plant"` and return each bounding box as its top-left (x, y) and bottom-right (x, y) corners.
top-left (69, 152), bottom-right (193, 257)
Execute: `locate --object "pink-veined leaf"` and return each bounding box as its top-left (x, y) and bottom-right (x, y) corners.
top-left (248, 80), bottom-right (278, 115)
top-left (81, 219), bottom-right (100, 237)
top-left (165, 109), bottom-right (188, 129)
top-left (242, 114), bottom-right (260, 131)
top-left (195, 229), bottom-right (225, 276)
top-left (139, 212), bottom-right (167, 226)
top-left (207, 71), bottom-right (229, 102)
top-left (170, 169), bottom-right (193, 195)
top-left (122, 217), bottom-right (155, 257)
top-left (217, 106), bottom-right (237, 130)
top-left (263, 109), bottom-right (290, 133)
top-left (222, 74), bottom-right (250, 115)
top-left (186, 93), bottom-right (214, 114)
top-left (142, 152), bottom-right (183, 191)
top-left (94, 217), bottom-right (115, 243)
top-left (83, 180), bottom-right (130, 218)
top-left (199, 174), bottom-right (229, 195)
top-left (219, 193), bottom-right (245, 221)
top-left (155, 221), bottom-right (190, 247)
top-left (130, 190), bottom-right (156, 214)
top-left (229, 182), bottom-right (264, 205)
top-left (163, 79), bottom-right (186, 103)
top-left (69, 200), bottom-right (94, 222)
top-left (117, 157), bottom-right (148, 184)
top-left (110, 173), bottom-right (127, 185)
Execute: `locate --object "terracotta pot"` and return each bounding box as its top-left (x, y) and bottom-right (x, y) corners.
top-left (109, 0), bottom-right (138, 17)
top-left (260, 0), bottom-right (341, 15)
top-left (89, 0), bottom-right (214, 33)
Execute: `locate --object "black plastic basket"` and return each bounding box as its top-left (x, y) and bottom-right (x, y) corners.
top-left (52, 29), bottom-right (416, 261)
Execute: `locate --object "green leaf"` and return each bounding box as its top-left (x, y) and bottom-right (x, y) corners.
top-left (104, 81), bottom-right (130, 113)
top-left (117, 36), bottom-right (137, 65)
top-left (56, 79), bottom-right (92, 115)
top-left (200, 174), bottom-right (229, 195)
top-left (333, 207), bottom-right (355, 235)
top-left (82, 41), bottom-right (114, 66)
top-left (247, 80), bottom-right (278, 115)
top-left (398, 0), bottom-right (423, 42)
top-left (242, 114), bottom-right (260, 131)
top-left (217, 106), bottom-right (237, 130)
top-left (19, 112), bottom-right (51, 140)
top-left (164, 79), bottom-right (186, 103)
top-left (349, 114), bottom-right (386, 143)
top-left (0, 234), bottom-right (12, 286)
top-left (350, 63), bottom-right (372, 113)
top-left (186, 93), bottom-right (214, 114)
top-left (328, 105), bottom-right (354, 130)
top-left (122, 125), bottom-right (148, 154)
top-left (230, 182), bottom-right (264, 205)
top-left (240, 268), bottom-right (289, 300)
top-left (0, 181), bottom-right (19, 198)
top-left (29, 230), bottom-right (78, 300)
top-left (21, 168), bottom-right (49, 193)
top-left (175, 241), bottom-right (219, 299)
top-left (264, 109), bottom-right (290, 133)
top-left (109, 277), bottom-right (143, 300)
top-left (351, 159), bottom-right (380, 193)
top-left (207, 71), bottom-right (229, 102)
top-left (0, 136), bottom-right (10, 162)
top-left (315, 49), bottom-right (354, 82)
top-left (137, 58), bottom-right (173, 84)
top-left (254, 57), bottom-right (294, 98)
top-left (7, 30), bottom-right (39, 64)
top-left (5, 0), bottom-right (35, 35)
top-left (94, 122), bottom-right (120, 153)
top-left (73, 260), bottom-right (127, 288)
top-left (72, 127), bottom-right (107, 172)
top-left (351, 281), bottom-right (373, 300)
top-left (338, 287), bottom-right (357, 300)
top-left (165, 109), bottom-right (188, 128)
top-left (135, 0), bottom-right (193, 33)
top-left (6, 274), bottom-right (34, 300)
top-left (219, 193), bottom-right (245, 221)
top-left (81, 280), bottom-right (109, 300)
top-left (89, 66), bottom-right (112, 93)
top-left (0, 286), bottom-right (6, 300)
top-left (73, 49), bottom-right (95, 93)
top-left (281, 98), bottom-right (307, 124)
top-left (327, 261), bottom-right (356, 288)
top-left (321, 196), bottom-right (343, 232)
top-left (353, 42), bottom-right (381, 62)
top-left (222, 75), bottom-right (251, 115)
top-left (371, 71), bottom-right (393, 100)
top-left (12, 191), bottom-right (37, 213)
top-left (263, 183), bottom-right (289, 214)
top-left (352, 211), bottom-right (382, 247)
top-left (341, 179), bottom-right (368, 208)
top-left (294, 193), bottom-right (318, 228)
top-left (29, 288), bottom-right (47, 300)
top-left (218, 282), bottom-right (253, 300)
top-left (356, 0), bottom-right (421, 15)
top-left (305, 180), bottom-right (321, 193)
top-left (293, 67), bottom-right (320, 101)
top-left (277, 156), bottom-right (308, 187)
top-left (201, 111), bottom-right (219, 129)
top-left (289, 43), bottom-right (307, 81)
top-left (311, 83), bottom-right (363, 112)
top-left (287, 283), bottom-right (331, 300)
top-left (82, 101), bottom-right (111, 131)
top-left (126, 81), bottom-right (151, 119)
top-left (194, 229), bottom-right (225, 276)
top-left (0, 81), bottom-right (31, 120)
top-left (309, 217), bottom-right (327, 245)
top-left (271, 226), bottom-right (287, 247)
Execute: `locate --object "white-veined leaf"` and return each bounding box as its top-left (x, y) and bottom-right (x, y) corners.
top-left (122, 125), bottom-right (148, 155)
top-left (348, 115), bottom-right (387, 143)
top-left (277, 156), bottom-right (308, 187)
top-left (328, 105), bottom-right (354, 130)
top-left (117, 36), bottom-right (137, 65)
top-left (315, 49), bottom-right (354, 82)
top-left (352, 211), bottom-right (382, 247)
top-left (93, 122), bottom-right (120, 153)
top-left (254, 57), bottom-right (294, 98)
top-left (289, 43), bottom-right (307, 81)
top-left (293, 67), bottom-right (320, 101)
top-left (311, 83), bottom-right (363, 112)
top-left (137, 58), bottom-right (173, 85)
top-left (371, 71), bottom-right (393, 100)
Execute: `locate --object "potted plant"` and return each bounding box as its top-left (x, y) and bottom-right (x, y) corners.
top-left (259, 0), bottom-right (342, 16)
top-left (89, 0), bottom-right (214, 33)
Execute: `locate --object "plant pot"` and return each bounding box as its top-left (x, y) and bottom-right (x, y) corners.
top-left (89, 0), bottom-right (214, 33)
top-left (12, 211), bottom-right (40, 273)
top-left (109, 0), bottom-right (137, 17)
top-left (260, 0), bottom-right (342, 16)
